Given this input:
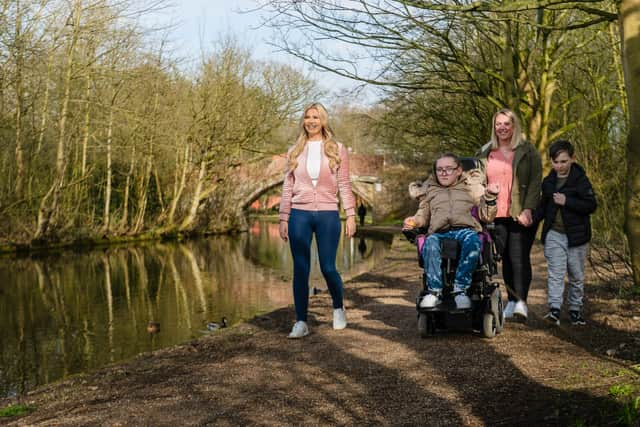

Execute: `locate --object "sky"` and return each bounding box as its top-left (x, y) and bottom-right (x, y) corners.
top-left (152, 0), bottom-right (370, 101)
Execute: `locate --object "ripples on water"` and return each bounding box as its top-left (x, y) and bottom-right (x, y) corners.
top-left (0, 220), bottom-right (390, 397)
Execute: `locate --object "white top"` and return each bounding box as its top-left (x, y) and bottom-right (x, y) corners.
top-left (306, 140), bottom-right (323, 186)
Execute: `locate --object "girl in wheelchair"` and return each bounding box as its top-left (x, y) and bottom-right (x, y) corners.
top-left (403, 153), bottom-right (500, 312)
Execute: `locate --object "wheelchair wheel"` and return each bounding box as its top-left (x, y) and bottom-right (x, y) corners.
top-left (482, 313), bottom-right (497, 338)
top-left (418, 313), bottom-right (435, 338)
top-left (495, 291), bottom-right (505, 333)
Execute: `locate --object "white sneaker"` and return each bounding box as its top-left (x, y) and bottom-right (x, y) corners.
top-left (513, 300), bottom-right (528, 320)
top-left (419, 293), bottom-right (441, 308)
top-left (504, 301), bottom-right (516, 318)
top-left (287, 321), bottom-right (309, 338)
top-left (454, 294), bottom-right (471, 309)
top-left (333, 308), bottom-right (347, 330)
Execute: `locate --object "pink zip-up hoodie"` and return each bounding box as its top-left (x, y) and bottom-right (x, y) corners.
top-left (279, 141), bottom-right (356, 222)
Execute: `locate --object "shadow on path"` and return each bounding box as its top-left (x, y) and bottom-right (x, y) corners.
top-left (2, 237), bottom-right (634, 426)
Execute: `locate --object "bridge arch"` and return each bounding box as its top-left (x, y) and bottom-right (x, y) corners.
top-left (240, 178), bottom-right (284, 211)
top-left (229, 153), bottom-right (385, 228)
top-left (240, 176), bottom-right (378, 216)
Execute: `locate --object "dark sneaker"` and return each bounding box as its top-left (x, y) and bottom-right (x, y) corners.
top-left (543, 308), bottom-right (561, 326)
top-left (570, 310), bottom-right (586, 326)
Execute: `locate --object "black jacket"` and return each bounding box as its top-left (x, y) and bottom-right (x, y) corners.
top-left (534, 163), bottom-right (597, 247)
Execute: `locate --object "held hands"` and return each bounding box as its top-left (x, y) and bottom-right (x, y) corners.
top-left (517, 208), bottom-right (533, 227)
top-left (279, 221), bottom-right (288, 242)
top-left (346, 216), bottom-right (356, 237)
top-left (553, 192), bottom-right (566, 206)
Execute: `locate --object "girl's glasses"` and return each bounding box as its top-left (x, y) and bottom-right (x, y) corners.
top-left (435, 167), bottom-right (458, 175)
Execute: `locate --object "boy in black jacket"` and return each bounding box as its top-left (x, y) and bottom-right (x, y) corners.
top-left (535, 140), bottom-right (597, 325)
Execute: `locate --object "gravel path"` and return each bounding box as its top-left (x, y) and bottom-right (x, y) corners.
top-left (2, 235), bottom-right (639, 426)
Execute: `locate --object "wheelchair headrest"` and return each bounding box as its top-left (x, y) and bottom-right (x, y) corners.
top-left (459, 157), bottom-right (480, 172)
top-left (431, 156), bottom-right (480, 175)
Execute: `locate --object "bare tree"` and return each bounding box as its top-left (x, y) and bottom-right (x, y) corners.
top-left (34, 0), bottom-right (83, 240)
top-left (1, 0), bottom-right (54, 201)
top-left (0, 1), bottom-right (321, 246)
top-left (620, 0), bottom-right (640, 285)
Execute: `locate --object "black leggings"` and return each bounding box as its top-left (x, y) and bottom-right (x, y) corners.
top-left (493, 218), bottom-right (537, 302)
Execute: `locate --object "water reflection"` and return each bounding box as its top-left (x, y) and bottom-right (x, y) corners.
top-left (0, 220), bottom-right (390, 397)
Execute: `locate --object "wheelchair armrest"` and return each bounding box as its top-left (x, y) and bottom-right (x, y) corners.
top-left (481, 224), bottom-right (502, 265)
top-left (402, 227), bottom-right (428, 244)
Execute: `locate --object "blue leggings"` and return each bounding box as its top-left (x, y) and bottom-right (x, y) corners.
top-left (422, 228), bottom-right (481, 292)
top-left (288, 209), bottom-right (344, 321)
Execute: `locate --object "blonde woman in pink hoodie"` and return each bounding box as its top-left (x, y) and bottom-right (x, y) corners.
top-left (279, 103), bottom-right (357, 339)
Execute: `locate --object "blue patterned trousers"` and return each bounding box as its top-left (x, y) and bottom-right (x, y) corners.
top-left (422, 228), bottom-right (481, 293)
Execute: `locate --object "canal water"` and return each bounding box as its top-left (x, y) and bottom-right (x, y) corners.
top-left (0, 220), bottom-right (391, 398)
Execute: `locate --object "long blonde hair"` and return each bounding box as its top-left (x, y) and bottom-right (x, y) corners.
top-left (489, 108), bottom-right (524, 149)
top-left (287, 103), bottom-right (341, 172)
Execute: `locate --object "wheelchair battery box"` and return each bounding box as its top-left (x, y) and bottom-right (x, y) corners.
top-left (440, 239), bottom-right (460, 260)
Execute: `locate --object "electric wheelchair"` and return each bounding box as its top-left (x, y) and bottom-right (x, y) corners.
top-left (403, 157), bottom-right (504, 338)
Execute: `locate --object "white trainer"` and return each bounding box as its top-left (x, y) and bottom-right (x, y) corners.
top-left (454, 293), bottom-right (471, 309)
top-left (419, 293), bottom-right (441, 308)
top-left (504, 301), bottom-right (516, 318)
top-left (287, 321), bottom-right (309, 339)
top-left (333, 308), bottom-right (347, 330)
top-left (513, 300), bottom-right (528, 320)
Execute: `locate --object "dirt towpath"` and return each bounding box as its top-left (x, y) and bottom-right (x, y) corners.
top-left (2, 233), bottom-right (640, 426)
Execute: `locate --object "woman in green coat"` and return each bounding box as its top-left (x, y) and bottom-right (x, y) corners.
top-left (478, 108), bottom-right (542, 322)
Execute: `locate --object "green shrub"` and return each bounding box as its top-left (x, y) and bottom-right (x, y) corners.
top-left (0, 404), bottom-right (34, 417)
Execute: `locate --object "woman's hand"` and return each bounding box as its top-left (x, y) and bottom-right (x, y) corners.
top-left (402, 216), bottom-right (417, 230)
top-left (517, 208), bottom-right (533, 227)
top-left (279, 221), bottom-right (288, 242)
top-left (345, 216), bottom-right (356, 237)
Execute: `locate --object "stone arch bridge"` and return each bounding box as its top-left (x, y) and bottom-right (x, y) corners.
top-left (230, 153), bottom-right (386, 229)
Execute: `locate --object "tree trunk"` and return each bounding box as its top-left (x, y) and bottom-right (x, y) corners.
top-left (34, 2), bottom-right (81, 240)
top-left (29, 50), bottom-right (52, 222)
top-left (179, 158), bottom-right (206, 231)
top-left (620, 0), bottom-right (640, 286)
top-left (609, 22), bottom-right (628, 118)
top-left (102, 107), bottom-right (114, 233)
top-left (35, 50), bottom-right (53, 156)
top-left (13, 1), bottom-right (25, 198)
top-left (119, 144), bottom-right (136, 231)
top-left (517, 10), bottom-right (557, 160)
top-left (166, 143), bottom-right (189, 226)
top-left (72, 70), bottom-right (93, 224)
top-left (527, 30), bottom-right (557, 162)
top-left (502, 21), bottom-right (519, 111)
top-left (80, 73), bottom-right (92, 177)
top-left (131, 70), bottom-right (161, 233)
top-left (153, 165), bottom-right (165, 213)
top-left (132, 157), bottom-right (151, 233)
